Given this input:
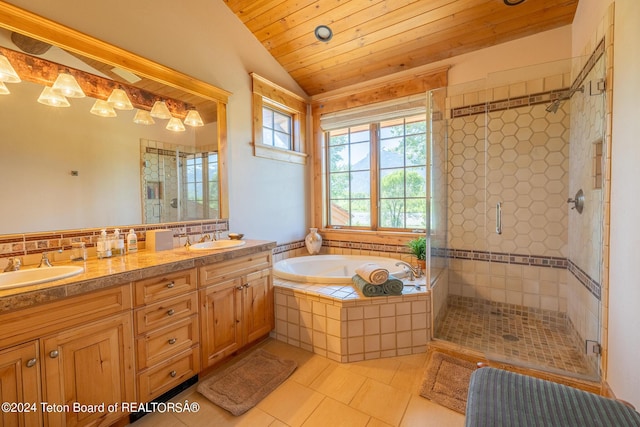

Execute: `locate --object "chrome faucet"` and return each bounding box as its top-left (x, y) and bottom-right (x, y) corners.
top-left (198, 234), bottom-right (211, 243)
top-left (3, 257), bottom-right (22, 272)
top-left (395, 261), bottom-right (423, 281)
top-left (38, 252), bottom-right (53, 268)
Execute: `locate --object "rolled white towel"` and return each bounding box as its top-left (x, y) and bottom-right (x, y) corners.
top-left (355, 263), bottom-right (389, 285)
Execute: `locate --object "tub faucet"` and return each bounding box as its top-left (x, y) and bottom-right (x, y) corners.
top-left (395, 261), bottom-right (423, 281)
top-left (3, 257), bottom-right (22, 272)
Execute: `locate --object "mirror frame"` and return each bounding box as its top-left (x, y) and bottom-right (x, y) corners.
top-left (0, 1), bottom-right (230, 220)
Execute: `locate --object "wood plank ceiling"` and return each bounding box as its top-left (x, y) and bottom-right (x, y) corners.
top-left (223, 0), bottom-right (579, 97)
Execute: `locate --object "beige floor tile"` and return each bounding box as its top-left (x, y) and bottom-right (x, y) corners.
top-left (350, 378), bottom-right (411, 426)
top-left (345, 357), bottom-right (402, 384)
top-left (389, 361), bottom-right (425, 393)
top-left (308, 364), bottom-right (367, 404)
top-left (301, 397), bottom-right (370, 427)
top-left (257, 379), bottom-right (324, 427)
top-left (289, 355), bottom-right (338, 386)
top-left (400, 395), bottom-right (465, 427)
top-left (366, 418), bottom-right (394, 427)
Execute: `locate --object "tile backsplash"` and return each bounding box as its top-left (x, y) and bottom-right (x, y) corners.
top-left (0, 219), bottom-right (228, 267)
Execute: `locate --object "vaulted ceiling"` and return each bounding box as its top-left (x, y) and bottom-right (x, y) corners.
top-left (223, 0), bottom-right (579, 97)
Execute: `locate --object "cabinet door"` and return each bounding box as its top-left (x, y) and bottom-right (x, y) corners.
top-left (42, 313), bottom-right (134, 427)
top-left (243, 269), bottom-right (274, 345)
top-left (199, 278), bottom-right (243, 368)
top-left (0, 341), bottom-right (41, 427)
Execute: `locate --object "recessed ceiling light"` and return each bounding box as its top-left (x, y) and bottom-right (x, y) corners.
top-left (314, 25), bottom-right (333, 42)
top-left (503, 0), bottom-right (525, 5)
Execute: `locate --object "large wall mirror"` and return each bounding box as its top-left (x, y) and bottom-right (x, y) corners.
top-left (0, 2), bottom-right (230, 234)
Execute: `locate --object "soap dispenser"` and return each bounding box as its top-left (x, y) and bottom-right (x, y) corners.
top-left (97, 229), bottom-right (112, 259)
top-left (127, 229), bottom-right (138, 253)
top-left (113, 228), bottom-right (125, 256)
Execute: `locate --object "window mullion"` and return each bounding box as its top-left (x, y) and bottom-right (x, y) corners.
top-left (370, 123), bottom-right (379, 230)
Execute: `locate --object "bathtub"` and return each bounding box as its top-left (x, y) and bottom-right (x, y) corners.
top-left (273, 254), bottom-right (407, 284)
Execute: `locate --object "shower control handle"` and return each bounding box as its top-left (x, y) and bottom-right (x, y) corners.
top-left (496, 202), bottom-right (502, 235)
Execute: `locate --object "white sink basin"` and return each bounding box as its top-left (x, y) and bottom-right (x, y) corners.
top-left (189, 240), bottom-right (246, 251)
top-left (0, 266), bottom-right (84, 290)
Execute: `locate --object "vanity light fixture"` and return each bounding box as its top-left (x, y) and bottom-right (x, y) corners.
top-left (184, 109), bottom-right (204, 127)
top-left (166, 117), bottom-right (186, 132)
top-left (133, 109), bottom-right (155, 125)
top-left (51, 73), bottom-right (85, 98)
top-left (0, 81), bottom-right (9, 95)
top-left (107, 88), bottom-right (134, 110)
top-left (0, 54), bottom-right (21, 83)
top-left (37, 86), bottom-right (70, 107)
top-left (150, 100), bottom-right (172, 119)
top-left (314, 25), bottom-right (333, 42)
top-left (90, 99), bottom-right (117, 117)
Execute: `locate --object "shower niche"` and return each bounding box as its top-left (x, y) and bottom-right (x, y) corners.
top-left (141, 139), bottom-right (220, 224)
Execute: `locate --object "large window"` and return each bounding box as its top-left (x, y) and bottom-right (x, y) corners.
top-left (184, 152), bottom-right (219, 219)
top-left (327, 114), bottom-right (427, 231)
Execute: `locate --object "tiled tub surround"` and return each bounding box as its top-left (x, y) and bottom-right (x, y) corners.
top-left (273, 278), bottom-right (430, 363)
top-left (0, 219), bottom-right (228, 270)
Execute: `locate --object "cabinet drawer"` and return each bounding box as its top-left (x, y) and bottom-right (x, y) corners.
top-left (134, 292), bottom-right (198, 334)
top-left (136, 315), bottom-right (199, 370)
top-left (199, 251), bottom-right (271, 287)
top-left (134, 269), bottom-right (197, 306)
top-left (137, 347), bottom-right (200, 402)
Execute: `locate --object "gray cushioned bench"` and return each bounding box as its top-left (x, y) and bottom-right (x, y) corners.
top-left (466, 367), bottom-right (640, 427)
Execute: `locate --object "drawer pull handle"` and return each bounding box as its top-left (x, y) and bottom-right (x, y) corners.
top-left (167, 309), bottom-right (175, 316)
top-left (26, 358), bottom-right (37, 368)
top-left (168, 338), bottom-right (177, 345)
top-left (244, 284), bottom-right (250, 288)
top-left (236, 286), bottom-right (244, 291)
top-left (167, 281), bottom-right (175, 289)
top-left (170, 370), bottom-right (177, 378)
top-left (49, 350), bottom-right (59, 358)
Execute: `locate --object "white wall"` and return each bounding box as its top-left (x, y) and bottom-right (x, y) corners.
top-left (5, 0), bottom-right (309, 243)
top-left (608, 0), bottom-right (640, 407)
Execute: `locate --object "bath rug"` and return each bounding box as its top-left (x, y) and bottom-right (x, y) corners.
top-left (197, 349), bottom-right (296, 416)
top-left (419, 349), bottom-right (478, 414)
top-left (355, 262), bottom-right (389, 285)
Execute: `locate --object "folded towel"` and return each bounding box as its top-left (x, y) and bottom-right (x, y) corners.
top-left (381, 275), bottom-right (404, 296)
top-left (355, 263), bottom-right (389, 285)
top-left (352, 274), bottom-right (386, 297)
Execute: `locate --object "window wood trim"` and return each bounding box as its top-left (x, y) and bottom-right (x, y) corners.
top-left (251, 73), bottom-right (308, 164)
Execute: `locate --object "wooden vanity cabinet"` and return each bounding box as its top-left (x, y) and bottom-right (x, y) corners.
top-left (133, 269), bottom-right (200, 402)
top-left (0, 341), bottom-right (42, 427)
top-left (0, 285), bottom-right (134, 427)
top-left (199, 251), bottom-right (274, 369)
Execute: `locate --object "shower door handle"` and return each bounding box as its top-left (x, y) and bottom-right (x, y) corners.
top-left (496, 202), bottom-right (502, 235)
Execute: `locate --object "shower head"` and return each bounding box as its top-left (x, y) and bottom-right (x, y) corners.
top-left (545, 99), bottom-right (561, 114)
top-left (545, 85), bottom-right (584, 114)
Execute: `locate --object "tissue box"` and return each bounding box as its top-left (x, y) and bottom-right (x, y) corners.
top-left (146, 229), bottom-right (174, 252)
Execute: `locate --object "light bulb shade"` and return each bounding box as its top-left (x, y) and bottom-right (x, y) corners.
top-left (150, 101), bottom-right (172, 119)
top-left (0, 55), bottom-right (21, 83)
top-left (51, 73), bottom-right (85, 98)
top-left (90, 99), bottom-right (117, 117)
top-left (37, 86), bottom-right (70, 107)
top-left (184, 110), bottom-right (204, 127)
top-left (166, 117), bottom-right (186, 132)
top-left (0, 81), bottom-right (9, 95)
top-left (133, 109), bottom-right (155, 125)
top-left (107, 88), bottom-right (134, 110)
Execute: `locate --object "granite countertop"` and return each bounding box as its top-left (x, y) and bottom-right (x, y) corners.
top-left (0, 239), bottom-right (276, 313)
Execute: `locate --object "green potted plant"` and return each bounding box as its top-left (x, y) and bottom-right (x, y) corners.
top-left (407, 236), bottom-right (427, 270)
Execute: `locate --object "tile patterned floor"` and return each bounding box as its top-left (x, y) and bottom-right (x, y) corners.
top-left (434, 300), bottom-right (597, 378)
top-left (129, 339), bottom-right (465, 427)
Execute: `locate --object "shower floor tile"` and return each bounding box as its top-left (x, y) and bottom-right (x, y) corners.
top-left (435, 302), bottom-right (597, 378)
